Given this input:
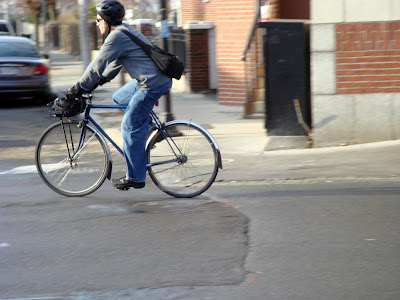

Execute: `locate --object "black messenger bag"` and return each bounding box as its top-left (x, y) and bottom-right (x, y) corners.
top-left (119, 29), bottom-right (185, 80)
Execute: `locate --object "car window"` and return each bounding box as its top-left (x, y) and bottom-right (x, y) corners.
top-left (0, 24), bottom-right (8, 32)
top-left (0, 41), bottom-right (40, 58)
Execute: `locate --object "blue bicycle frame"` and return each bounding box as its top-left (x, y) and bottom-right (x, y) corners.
top-left (72, 101), bottom-right (183, 169)
top-left (83, 103), bottom-right (126, 155)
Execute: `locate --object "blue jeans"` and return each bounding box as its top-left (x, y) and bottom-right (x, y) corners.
top-left (112, 80), bottom-right (172, 182)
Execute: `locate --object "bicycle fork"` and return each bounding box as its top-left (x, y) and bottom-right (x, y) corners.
top-left (60, 119), bottom-right (76, 168)
top-left (60, 119), bottom-right (90, 169)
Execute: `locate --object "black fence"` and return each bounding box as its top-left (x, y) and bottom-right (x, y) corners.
top-left (168, 29), bottom-right (187, 68)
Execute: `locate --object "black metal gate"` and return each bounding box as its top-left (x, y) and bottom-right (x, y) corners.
top-left (261, 21), bottom-right (311, 136)
top-left (168, 29), bottom-right (187, 68)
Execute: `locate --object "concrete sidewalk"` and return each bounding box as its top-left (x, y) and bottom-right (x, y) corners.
top-left (49, 50), bottom-right (400, 184)
top-left (151, 93), bottom-right (400, 183)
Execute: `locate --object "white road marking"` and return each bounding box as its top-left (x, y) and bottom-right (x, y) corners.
top-left (2, 297), bottom-right (67, 300)
top-left (0, 165), bottom-right (37, 175)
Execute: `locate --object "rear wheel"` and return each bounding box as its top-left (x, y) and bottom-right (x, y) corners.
top-left (35, 121), bottom-right (110, 197)
top-left (147, 122), bottom-right (219, 198)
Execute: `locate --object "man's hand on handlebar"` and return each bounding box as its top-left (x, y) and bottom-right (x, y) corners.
top-left (66, 83), bottom-right (85, 100)
top-left (66, 78), bottom-right (108, 100)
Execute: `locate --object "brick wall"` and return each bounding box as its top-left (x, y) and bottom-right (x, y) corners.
top-left (137, 24), bottom-right (153, 40)
top-left (181, 0), bottom-right (216, 25)
top-left (186, 29), bottom-right (210, 91)
top-left (244, 0), bottom-right (280, 112)
top-left (180, 0), bottom-right (285, 105)
top-left (220, 0), bottom-right (258, 105)
top-left (182, 0), bottom-right (259, 105)
top-left (336, 21), bottom-right (400, 94)
top-left (131, 22), bottom-right (154, 40)
top-left (268, 0), bottom-right (280, 19)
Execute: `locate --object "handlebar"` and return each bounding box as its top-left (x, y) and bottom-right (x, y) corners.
top-left (82, 93), bottom-right (92, 102)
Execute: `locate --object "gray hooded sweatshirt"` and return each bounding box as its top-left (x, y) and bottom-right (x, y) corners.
top-left (78, 23), bottom-right (171, 92)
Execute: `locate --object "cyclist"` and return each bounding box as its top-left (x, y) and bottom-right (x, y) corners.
top-left (66, 0), bottom-right (172, 190)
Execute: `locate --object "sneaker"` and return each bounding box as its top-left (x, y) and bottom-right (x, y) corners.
top-left (111, 177), bottom-right (145, 190)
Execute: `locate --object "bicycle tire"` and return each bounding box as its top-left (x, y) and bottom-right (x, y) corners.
top-left (35, 121), bottom-right (110, 197)
top-left (147, 122), bottom-right (219, 198)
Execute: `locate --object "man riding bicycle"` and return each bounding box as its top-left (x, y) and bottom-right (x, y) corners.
top-left (66, 0), bottom-right (172, 190)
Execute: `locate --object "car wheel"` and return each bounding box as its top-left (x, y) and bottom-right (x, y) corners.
top-left (36, 90), bottom-right (56, 105)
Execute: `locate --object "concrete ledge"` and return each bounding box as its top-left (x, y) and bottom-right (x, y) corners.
top-left (183, 21), bottom-right (214, 30)
top-left (217, 105), bottom-right (244, 114)
top-left (265, 136), bottom-right (309, 151)
top-left (312, 93), bottom-right (400, 147)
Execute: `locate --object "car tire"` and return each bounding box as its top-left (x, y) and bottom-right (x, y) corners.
top-left (36, 90), bottom-right (56, 105)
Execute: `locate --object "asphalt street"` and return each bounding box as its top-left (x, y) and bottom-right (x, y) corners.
top-left (0, 50), bottom-right (399, 299)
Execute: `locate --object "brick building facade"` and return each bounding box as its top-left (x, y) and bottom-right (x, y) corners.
top-left (181, 0), bottom-right (263, 106)
top-left (311, 0), bottom-right (400, 146)
top-left (53, 0), bottom-right (399, 147)
top-left (179, 0), bottom-right (304, 109)
top-left (180, 0), bottom-right (399, 146)
top-left (336, 22), bottom-right (400, 94)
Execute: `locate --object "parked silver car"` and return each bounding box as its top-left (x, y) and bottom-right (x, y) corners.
top-left (0, 36), bottom-right (51, 103)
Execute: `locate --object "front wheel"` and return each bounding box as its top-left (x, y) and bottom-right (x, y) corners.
top-left (35, 121), bottom-right (110, 197)
top-left (147, 122), bottom-right (220, 198)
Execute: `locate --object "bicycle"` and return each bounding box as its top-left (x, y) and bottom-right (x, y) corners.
top-left (35, 94), bottom-right (223, 198)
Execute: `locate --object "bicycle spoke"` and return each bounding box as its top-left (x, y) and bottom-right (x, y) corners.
top-left (152, 163), bottom-right (183, 174)
top-left (36, 121), bottom-right (109, 197)
top-left (58, 166), bottom-right (73, 186)
top-left (147, 123), bottom-right (219, 198)
top-left (72, 132), bottom-right (97, 160)
top-left (182, 124), bottom-right (192, 154)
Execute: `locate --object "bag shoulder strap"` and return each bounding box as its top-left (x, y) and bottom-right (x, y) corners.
top-left (117, 28), bottom-right (152, 52)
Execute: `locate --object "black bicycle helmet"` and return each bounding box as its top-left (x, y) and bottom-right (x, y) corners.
top-left (96, 0), bottom-right (125, 26)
